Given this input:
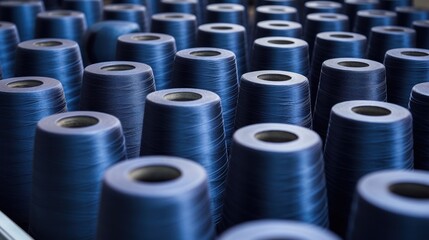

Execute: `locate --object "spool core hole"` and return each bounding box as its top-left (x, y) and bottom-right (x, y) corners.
top-left (320, 14), bottom-right (337, 19)
top-left (330, 34), bottom-right (354, 39)
top-left (101, 64), bottom-right (136, 71)
top-left (338, 61), bottom-right (370, 68)
top-left (218, 6), bottom-right (233, 10)
top-left (130, 166), bottom-right (181, 183)
top-left (131, 35), bottom-right (160, 41)
top-left (190, 50), bottom-right (221, 56)
top-left (166, 14), bottom-right (184, 18)
top-left (269, 7), bottom-right (285, 12)
top-left (211, 26), bottom-right (233, 30)
top-left (389, 182), bottom-right (429, 200)
top-left (369, 10), bottom-right (387, 15)
top-left (401, 51), bottom-right (429, 57)
top-left (164, 92), bottom-right (202, 101)
top-left (352, 106), bottom-right (391, 116)
top-left (269, 23), bottom-right (290, 27)
top-left (114, 5), bottom-right (135, 10)
top-left (50, 11), bottom-right (73, 16)
top-left (268, 39), bottom-right (294, 45)
top-left (257, 74), bottom-right (292, 81)
top-left (255, 130), bottom-right (298, 143)
top-left (385, 27), bottom-right (405, 32)
top-left (35, 41), bottom-right (62, 47)
top-left (57, 116), bottom-right (99, 128)
top-left (7, 80), bottom-right (43, 88)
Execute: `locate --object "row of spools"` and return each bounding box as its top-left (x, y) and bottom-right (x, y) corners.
top-left (0, 0), bottom-right (429, 240)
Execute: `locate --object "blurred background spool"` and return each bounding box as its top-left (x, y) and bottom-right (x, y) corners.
top-left (15, 38), bottom-right (83, 111)
top-left (385, 48), bottom-right (429, 107)
top-left (304, 13), bottom-right (349, 59)
top-left (111, 0), bottom-right (155, 17)
top-left (161, 0), bottom-right (201, 24)
top-left (234, 70), bottom-right (312, 129)
top-left (206, 3), bottom-right (247, 27)
top-left (409, 82), bottom-right (429, 170)
top-left (80, 61), bottom-right (155, 158)
top-left (116, 33), bottom-right (176, 90)
top-left (83, 20), bottom-right (140, 64)
top-left (97, 156), bottom-right (215, 240)
top-left (324, 100), bottom-right (413, 237)
top-left (304, 1), bottom-right (343, 16)
top-left (354, 9), bottom-right (397, 38)
top-left (254, 20), bottom-right (302, 39)
top-left (221, 123), bottom-right (328, 229)
top-left (257, 0), bottom-right (299, 9)
top-left (171, 48), bottom-right (238, 150)
top-left (348, 170), bottom-right (429, 240)
top-left (0, 22), bottom-right (19, 78)
top-left (251, 36), bottom-right (309, 77)
top-left (313, 58), bottom-right (386, 142)
top-left (151, 13), bottom-right (197, 51)
top-left (0, 1), bottom-right (44, 41)
top-left (219, 220), bottom-right (340, 240)
top-left (103, 4), bottom-right (148, 32)
top-left (35, 10), bottom-right (87, 47)
top-left (63, 0), bottom-right (103, 27)
top-left (309, 32), bottom-right (367, 109)
top-left (197, 23), bottom-right (248, 80)
top-left (255, 5), bottom-right (299, 24)
top-left (380, 0), bottom-right (412, 11)
top-left (413, 20), bottom-right (429, 49)
top-left (140, 88), bottom-right (229, 226)
top-left (367, 26), bottom-right (415, 63)
top-left (396, 6), bottom-right (429, 27)
top-left (0, 77), bottom-right (66, 229)
top-left (344, 0), bottom-right (379, 30)
top-left (30, 111), bottom-right (127, 240)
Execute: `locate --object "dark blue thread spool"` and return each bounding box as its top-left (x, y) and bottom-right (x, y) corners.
top-left (254, 20), bottom-right (302, 39)
top-left (385, 48), bottom-right (429, 107)
top-left (206, 3), bottom-right (247, 27)
top-left (36, 10), bottom-right (87, 47)
top-left (0, 77), bottom-right (66, 229)
top-left (304, 1), bottom-right (343, 16)
top-left (309, 32), bottom-right (367, 109)
top-left (348, 170), bottom-right (429, 240)
top-left (80, 61), bottom-right (155, 158)
top-left (413, 20), bottom-right (429, 49)
top-left (396, 6), bottom-right (429, 28)
top-left (0, 22), bottom-right (19, 78)
top-left (219, 220), bottom-right (340, 240)
top-left (140, 88), bottom-right (229, 226)
top-left (380, 0), bottom-right (412, 11)
top-left (367, 25), bottom-right (415, 63)
top-left (256, 0), bottom-right (300, 22)
top-left (410, 82), bottom-right (429, 170)
top-left (63, 0), bottom-right (103, 27)
top-left (304, 13), bottom-right (349, 60)
top-left (83, 20), bottom-right (140, 64)
top-left (324, 100), bottom-right (413, 237)
top-left (116, 33), bottom-right (176, 90)
top-left (96, 156), bottom-right (216, 240)
top-left (171, 48), bottom-right (238, 150)
top-left (221, 123), bottom-right (329, 229)
top-left (344, 0), bottom-right (379, 30)
top-left (234, 70), bottom-right (312, 129)
top-left (29, 111), bottom-right (127, 240)
top-left (0, 1), bottom-right (44, 41)
top-left (161, 0), bottom-right (201, 24)
top-left (15, 39), bottom-right (83, 111)
top-left (103, 4), bottom-right (148, 32)
top-left (111, 0), bottom-right (155, 17)
top-left (43, 0), bottom-right (61, 10)
top-left (354, 9), bottom-right (397, 38)
top-left (255, 5), bottom-right (299, 24)
top-left (151, 13), bottom-right (197, 51)
top-left (251, 36), bottom-right (309, 77)
top-left (313, 58), bottom-right (386, 142)
top-left (197, 23), bottom-right (248, 79)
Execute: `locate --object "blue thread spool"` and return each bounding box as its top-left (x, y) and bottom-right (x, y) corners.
top-left (256, 0), bottom-right (300, 22)
top-left (410, 82), bottom-right (429, 170)
top-left (161, 0), bottom-right (201, 24)
top-left (396, 6), bottom-right (429, 28)
top-left (97, 156), bottom-right (215, 240)
top-left (324, 100), bottom-right (413, 237)
top-left (29, 111), bottom-right (127, 240)
top-left (348, 170), bottom-right (429, 240)
top-left (36, 10), bottom-right (87, 47)
top-left (255, 5), bottom-right (299, 24)
top-left (111, 0), bottom-right (155, 17)
top-left (344, 0), bottom-right (379, 30)
top-left (385, 48), bottom-right (429, 107)
top-left (219, 220), bottom-right (340, 240)
top-left (413, 20), bottom-right (429, 49)
top-left (198, 23), bottom-right (248, 79)
top-left (140, 88), bottom-right (229, 226)
top-left (234, 70), bottom-right (312, 129)
top-left (309, 32), bottom-right (367, 109)
top-left (0, 77), bottom-right (66, 229)
top-left (367, 26), bottom-right (415, 63)
top-left (0, 1), bottom-right (44, 41)
top-left (116, 33), bottom-right (176, 90)
top-left (251, 36), bottom-right (309, 76)
top-left (206, 3), bottom-right (247, 27)
top-left (103, 4), bottom-right (148, 32)
top-left (151, 13), bottom-right (197, 51)
top-left (43, 0), bottom-right (61, 10)
top-left (63, 0), bottom-right (103, 27)
top-left (80, 61), bottom-right (155, 158)
top-left (380, 0), bottom-right (412, 11)
top-left (254, 20), bottom-right (302, 39)
top-left (221, 123), bottom-right (329, 229)
top-left (15, 39), bottom-right (83, 111)
top-left (304, 1), bottom-right (343, 16)
top-left (83, 20), bottom-right (140, 64)
top-left (354, 9), bottom-right (397, 38)
top-left (313, 58), bottom-right (386, 142)
top-left (0, 22), bottom-right (19, 78)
